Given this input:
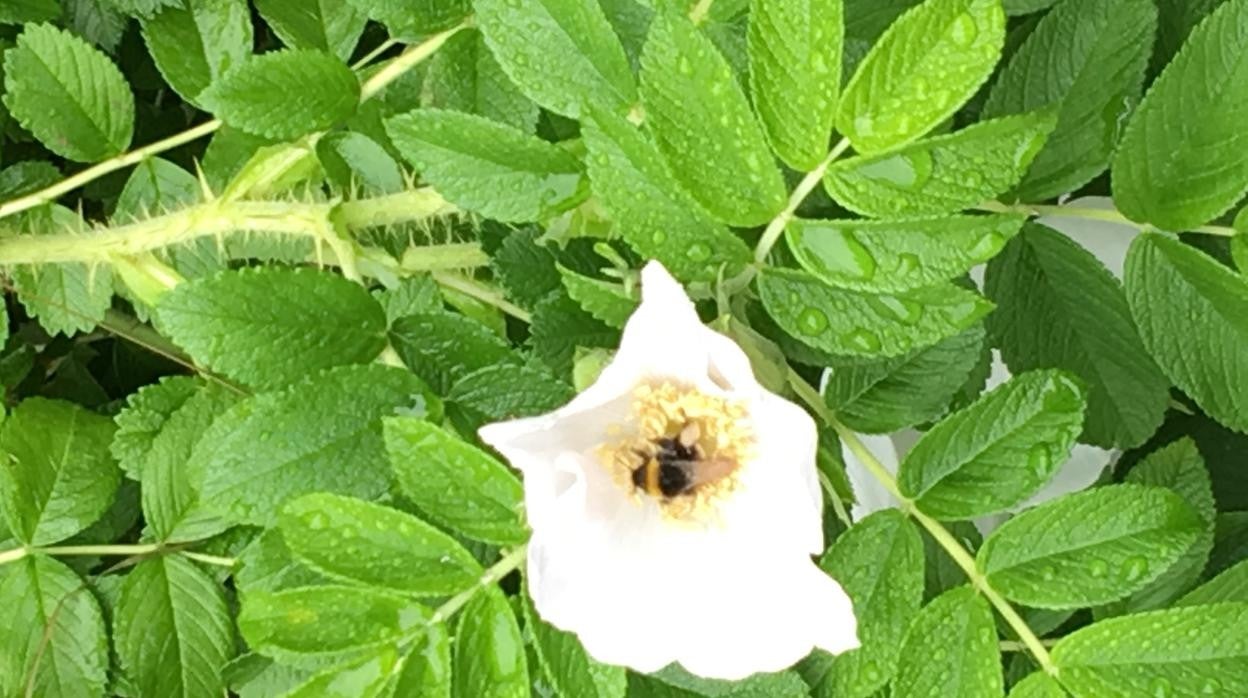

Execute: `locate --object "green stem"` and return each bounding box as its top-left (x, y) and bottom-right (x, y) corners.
top-left (180, 551), bottom-right (238, 568)
top-left (0, 547), bottom-right (28, 565)
top-left (989, 200), bottom-right (1238, 238)
top-left (337, 188), bottom-right (458, 229)
top-left (399, 243), bottom-right (488, 272)
top-left (33, 544), bottom-right (162, 557)
top-left (360, 21), bottom-right (471, 100)
top-left (754, 138), bottom-right (853, 265)
top-left (430, 545), bottom-right (527, 624)
top-left (432, 271), bottom-right (533, 323)
top-left (688, 0), bottom-right (716, 24)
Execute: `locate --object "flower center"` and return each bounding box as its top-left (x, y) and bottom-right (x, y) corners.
top-left (600, 381), bottom-right (754, 520)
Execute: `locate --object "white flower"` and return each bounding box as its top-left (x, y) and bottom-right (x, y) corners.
top-left (844, 205), bottom-right (1132, 530)
top-left (479, 261), bottom-right (858, 680)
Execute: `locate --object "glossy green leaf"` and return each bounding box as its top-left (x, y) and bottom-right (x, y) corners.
top-left (757, 267), bottom-right (992, 358)
top-left (748, 0), bottom-right (843, 169)
top-left (386, 108), bottom-right (585, 222)
top-left (0, 556), bottom-right (108, 698)
top-left (344, 0), bottom-right (468, 34)
top-left (982, 0), bottom-right (1155, 201)
top-left (0, 398), bottom-right (119, 546)
top-left (1178, 559), bottom-right (1248, 606)
top-left (111, 376), bottom-right (201, 480)
top-left (1125, 233), bottom-right (1248, 433)
top-left (255, 0), bottom-right (366, 61)
top-left (818, 510), bottom-right (924, 698)
top-left (114, 556), bottom-right (234, 698)
top-left (892, 586), bottom-right (1002, 698)
top-left (389, 311), bottom-right (520, 394)
top-left (823, 324), bottom-right (986, 434)
top-left (787, 213), bottom-right (1025, 292)
top-left (558, 265), bottom-right (638, 329)
top-left (193, 364), bottom-right (439, 526)
top-left (580, 105), bottom-right (752, 282)
top-left (239, 585), bottom-right (429, 662)
top-left (838, 0), bottom-right (1005, 153)
top-left (1112, 0), bottom-right (1248, 230)
top-left (280, 493), bottom-right (483, 595)
top-left (453, 587), bottom-right (528, 698)
top-left (1052, 603), bottom-right (1248, 697)
top-left (375, 276), bottom-right (443, 325)
top-left (448, 363), bottom-right (577, 420)
top-left (2, 23), bottom-right (133, 162)
top-left (824, 111), bottom-right (1055, 218)
top-left (140, 0), bottom-right (252, 107)
top-left (641, 12), bottom-right (786, 226)
top-left (423, 28), bottom-right (539, 132)
top-left (978, 483), bottom-right (1205, 609)
top-left (1116, 438), bottom-right (1216, 612)
top-left (200, 49), bottom-right (360, 139)
top-left (383, 417), bottom-right (527, 545)
top-left (530, 292), bottom-right (619, 377)
top-left (474, 0), bottom-right (636, 118)
top-left (281, 647), bottom-right (399, 698)
top-left (316, 131), bottom-right (404, 195)
top-left (0, 0), bottom-right (60, 24)
top-left (235, 529), bottom-right (327, 598)
top-left (898, 369), bottom-right (1086, 519)
top-left (155, 267), bottom-right (388, 390)
top-left (1007, 673), bottom-right (1065, 698)
top-left (392, 622), bottom-right (452, 697)
top-left (521, 582), bottom-right (626, 698)
top-left (985, 223), bottom-right (1169, 449)
top-left (141, 384), bottom-right (240, 542)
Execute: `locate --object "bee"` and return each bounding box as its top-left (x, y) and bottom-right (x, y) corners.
top-left (632, 423), bottom-right (735, 498)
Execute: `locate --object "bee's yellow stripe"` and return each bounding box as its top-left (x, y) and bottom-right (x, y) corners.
top-left (644, 459), bottom-right (661, 496)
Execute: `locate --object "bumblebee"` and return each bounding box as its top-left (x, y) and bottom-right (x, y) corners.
top-left (632, 423), bottom-right (734, 498)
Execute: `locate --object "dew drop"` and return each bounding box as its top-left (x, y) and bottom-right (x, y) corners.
top-left (1201, 678), bottom-right (1221, 694)
top-left (1026, 443), bottom-right (1051, 478)
top-left (678, 57), bottom-right (693, 75)
top-left (969, 231), bottom-right (1006, 260)
top-left (1088, 559), bottom-right (1109, 579)
top-left (652, 230), bottom-right (668, 245)
top-left (1120, 556), bottom-right (1149, 583)
top-left (844, 328), bottom-right (881, 352)
top-left (796, 307), bottom-right (829, 336)
top-left (868, 295), bottom-right (922, 325)
top-left (857, 150), bottom-right (933, 189)
top-left (800, 228), bottom-right (878, 280)
top-left (1041, 566), bottom-right (1056, 582)
top-left (687, 242), bottom-right (711, 262)
top-left (949, 13), bottom-right (979, 47)
top-left (894, 253), bottom-right (920, 276)
top-left (1150, 677), bottom-right (1172, 698)
top-left (854, 114), bottom-right (876, 137)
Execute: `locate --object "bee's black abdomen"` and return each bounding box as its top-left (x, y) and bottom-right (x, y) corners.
top-left (657, 463), bottom-right (692, 497)
top-left (631, 464), bottom-right (648, 489)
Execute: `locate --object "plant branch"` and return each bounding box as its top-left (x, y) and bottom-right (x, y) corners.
top-left (360, 21), bottom-right (471, 100)
top-left (986, 200), bottom-right (1239, 238)
top-left (181, 551), bottom-right (238, 568)
top-left (429, 545), bottom-right (527, 624)
top-left (31, 544), bottom-right (162, 557)
top-left (754, 137), bottom-right (853, 265)
top-left (431, 271), bottom-right (533, 323)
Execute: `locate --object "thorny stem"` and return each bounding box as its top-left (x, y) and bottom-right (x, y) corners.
top-left (0, 22), bottom-right (470, 221)
top-left (786, 368), bottom-right (1058, 676)
top-left (429, 545), bottom-right (527, 624)
top-left (984, 200), bottom-right (1239, 238)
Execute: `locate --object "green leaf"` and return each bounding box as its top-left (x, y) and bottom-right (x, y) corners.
top-left (823, 324), bottom-right (986, 433)
top-left (640, 13), bottom-right (786, 226)
top-left (0, 398), bottom-right (119, 546)
top-left (1125, 233), bottom-right (1248, 433)
top-left (787, 213), bottom-right (1025, 292)
top-left (316, 131), bottom-right (404, 195)
top-left (235, 529), bottom-right (328, 597)
top-left (141, 384), bottom-right (241, 542)
top-left (453, 586), bottom-right (528, 698)
top-left (521, 582), bottom-right (626, 698)
top-left (985, 223), bottom-right (1169, 449)
top-left (255, 0), bottom-right (366, 61)
top-left (559, 265), bottom-right (638, 329)
top-left (748, 0), bottom-right (843, 170)
top-left (239, 585), bottom-right (429, 662)
top-left (1007, 673), bottom-right (1065, 698)
top-left (140, 0), bottom-right (252, 107)
top-left (389, 311), bottom-right (520, 394)
top-left (580, 105), bottom-right (752, 282)
top-left (474, 0), bottom-right (636, 118)
top-left (343, 0), bottom-right (469, 35)
top-left (757, 268), bottom-right (992, 358)
top-left (1112, 0), bottom-right (1248, 230)
top-left (383, 417), bottom-right (527, 545)
top-left (1116, 438), bottom-right (1216, 612)
top-left (193, 364), bottom-right (439, 526)
top-left (898, 369), bottom-right (1087, 519)
top-left (448, 363), bottom-right (577, 420)
top-left (978, 483), bottom-right (1205, 609)
top-left (62, 0), bottom-right (126, 52)
top-left (8, 207), bottom-right (114, 337)
top-left (375, 276), bottom-right (443, 325)
top-left (1178, 559), bottom-right (1248, 606)
top-left (824, 111), bottom-right (1055, 217)
top-left (630, 667), bottom-right (813, 697)
top-left (982, 0), bottom-right (1155, 201)
top-left (281, 647), bottom-right (399, 698)
top-left (531, 292), bottom-right (619, 377)
top-left (490, 231), bottom-right (562, 309)
top-left (155, 267), bottom-right (388, 390)
top-left (423, 28), bottom-right (539, 132)
top-left (279, 493), bottom-right (484, 595)
top-left (2, 23), bottom-right (133, 162)
top-left (113, 157), bottom-right (199, 222)
top-left (0, 556), bottom-right (108, 698)
top-left (1052, 603), bottom-right (1248, 697)
top-left (892, 586), bottom-right (1002, 698)
top-left (200, 49), bottom-right (360, 140)
top-left (392, 622), bottom-right (452, 697)
top-left (387, 108), bottom-right (584, 222)
top-left (838, 0), bottom-right (1005, 153)
top-left (101, 0), bottom-right (178, 17)
top-left (0, 0), bottom-right (60, 24)
top-left (818, 510), bottom-right (924, 698)
top-left (111, 375), bottom-right (200, 480)
top-left (114, 556), bottom-right (233, 698)
top-left (1001, 0), bottom-right (1055, 13)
